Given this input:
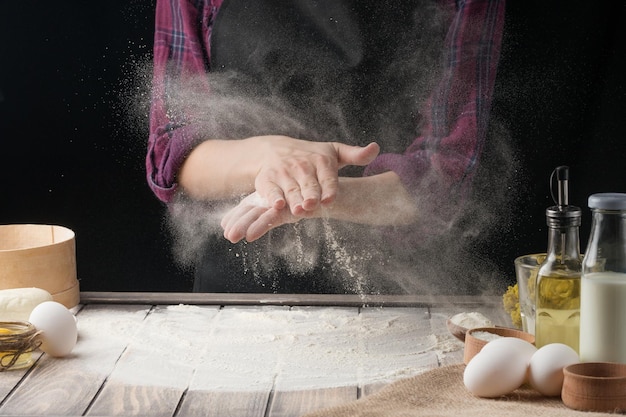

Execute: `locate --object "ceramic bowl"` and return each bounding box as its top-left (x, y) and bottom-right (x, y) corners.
top-left (562, 362), bottom-right (626, 413)
top-left (463, 326), bottom-right (535, 364)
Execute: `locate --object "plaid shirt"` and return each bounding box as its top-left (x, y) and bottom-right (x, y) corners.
top-left (147, 0), bottom-right (505, 208)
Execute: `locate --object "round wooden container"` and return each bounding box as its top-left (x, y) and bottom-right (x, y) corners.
top-left (463, 327), bottom-right (535, 364)
top-left (562, 362), bottom-right (626, 413)
top-left (0, 224), bottom-right (79, 308)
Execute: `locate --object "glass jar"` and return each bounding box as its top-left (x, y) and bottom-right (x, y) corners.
top-left (580, 193), bottom-right (626, 363)
top-left (0, 321), bottom-right (40, 371)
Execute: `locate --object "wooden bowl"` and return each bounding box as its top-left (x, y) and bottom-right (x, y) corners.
top-left (446, 312), bottom-right (494, 342)
top-left (446, 319), bottom-right (468, 342)
top-left (463, 327), bottom-right (535, 364)
top-left (562, 362), bottom-right (626, 413)
top-left (0, 224), bottom-right (79, 308)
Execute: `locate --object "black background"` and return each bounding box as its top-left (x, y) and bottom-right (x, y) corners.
top-left (1, 1), bottom-right (624, 292)
top-left (490, 1), bottom-right (626, 277)
top-left (0, 1), bottom-right (191, 291)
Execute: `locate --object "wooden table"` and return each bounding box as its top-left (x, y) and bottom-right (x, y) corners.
top-left (0, 292), bottom-right (510, 417)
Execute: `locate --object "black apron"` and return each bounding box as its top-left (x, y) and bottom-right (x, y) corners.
top-left (194, 0), bottom-right (427, 293)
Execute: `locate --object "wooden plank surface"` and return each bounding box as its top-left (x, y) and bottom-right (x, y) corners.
top-left (178, 390), bottom-right (271, 417)
top-left (358, 307), bottom-right (441, 384)
top-left (269, 307), bottom-right (360, 417)
top-left (267, 386), bottom-right (357, 417)
top-left (0, 304), bottom-right (150, 415)
top-left (177, 306), bottom-right (289, 417)
top-left (0, 295), bottom-right (510, 417)
top-left (86, 305), bottom-right (220, 416)
top-left (0, 351), bottom-right (43, 401)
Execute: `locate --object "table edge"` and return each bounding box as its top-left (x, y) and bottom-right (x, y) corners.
top-left (79, 291), bottom-right (503, 307)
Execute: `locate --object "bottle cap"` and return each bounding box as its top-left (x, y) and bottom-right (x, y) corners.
top-left (588, 193), bottom-right (626, 210)
top-left (546, 205), bottom-right (582, 227)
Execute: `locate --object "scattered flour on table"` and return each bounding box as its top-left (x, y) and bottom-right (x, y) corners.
top-left (427, 333), bottom-right (462, 354)
top-left (76, 305), bottom-right (464, 389)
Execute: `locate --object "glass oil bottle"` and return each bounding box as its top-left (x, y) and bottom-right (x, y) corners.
top-left (535, 166), bottom-right (582, 352)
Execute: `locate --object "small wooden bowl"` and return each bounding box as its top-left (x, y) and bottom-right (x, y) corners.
top-left (446, 319), bottom-right (468, 342)
top-left (463, 327), bottom-right (535, 364)
top-left (562, 362), bottom-right (626, 413)
top-left (446, 312), bottom-right (494, 342)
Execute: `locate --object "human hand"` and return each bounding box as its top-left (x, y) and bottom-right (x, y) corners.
top-left (222, 170), bottom-right (419, 243)
top-left (220, 192), bottom-right (315, 243)
top-left (252, 136), bottom-right (379, 215)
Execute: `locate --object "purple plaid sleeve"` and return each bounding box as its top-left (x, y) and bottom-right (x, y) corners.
top-left (364, 0), bottom-right (506, 215)
top-left (147, 0), bottom-right (223, 202)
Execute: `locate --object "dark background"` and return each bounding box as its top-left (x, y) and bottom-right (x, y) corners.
top-left (491, 1), bottom-right (626, 278)
top-left (1, 1), bottom-right (624, 292)
top-left (0, 1), bottom-right (191, 291)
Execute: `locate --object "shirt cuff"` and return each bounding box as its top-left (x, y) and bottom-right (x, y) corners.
top-left (146, 123), bottom-right (202, 203)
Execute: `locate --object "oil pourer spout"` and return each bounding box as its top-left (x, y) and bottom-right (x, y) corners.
top-left (552, 165), bottom-right (570, 210)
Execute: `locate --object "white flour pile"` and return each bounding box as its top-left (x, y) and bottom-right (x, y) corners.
top-left (448, 311), bottom-right (493, 330)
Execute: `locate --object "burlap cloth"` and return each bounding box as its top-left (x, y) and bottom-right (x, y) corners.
top-left (302, 364), bottom-right (621, 417)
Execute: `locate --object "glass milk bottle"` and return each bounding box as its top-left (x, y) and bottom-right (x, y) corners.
top-left (580, 193), bottom-right (626, 363)
top-left (535, 166), bottom-right (582, 352)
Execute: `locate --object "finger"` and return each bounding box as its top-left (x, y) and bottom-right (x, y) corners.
top-left (224, 208), bottom-right (267, 243)
top-left (220, 204), bottom-right (245, 230)
top-left (220, 197), bottom-right (258, 230)
top-left (299, 180), bottom-right (323, 211)
top-left (335, 142), bottom-right (380, 169)
top-left (245, 208), bottom-right (289, 242)
top-left (257, 172), bottom-right (303, 214)
top-left (223, 205), bottom-right (269, 243)
top-left (292, 159), bottom-right (328, 211)
top-left (282, 180), bottom-right (306, 215)
top-left (222, 207), bottom-right (251, 243)
top-left (316, 164), bottom-right (339, 205)
top-left (255, 181), bottom-right (286, 210)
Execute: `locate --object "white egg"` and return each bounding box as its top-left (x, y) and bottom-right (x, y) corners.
top-left (528, 343), bottom-right (580, 396)
top-left (28, 301), bottom-right (78, 357)
top-left (481, 337), bottom-right (537, 362)
top-left (464, 339), bottom-right (529, 397)
top-left (480, 337), bottom-right (537, 383)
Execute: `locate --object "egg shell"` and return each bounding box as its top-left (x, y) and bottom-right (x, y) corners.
top-left (464, 341), bottom-right (528, 397)
top-left (481, 337), bottom-right (537, 362)
top-left (480, 337), bottom-right (537, 382)
top-left (528, 343), bottom-right (580, 396)
top-left (28, 301), bottom-right (77, 357)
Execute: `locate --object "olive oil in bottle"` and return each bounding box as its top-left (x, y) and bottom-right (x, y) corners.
top-left (535, 166), bottom-right (582, 353)
top-left (535, 273), bottom-right (581, 351)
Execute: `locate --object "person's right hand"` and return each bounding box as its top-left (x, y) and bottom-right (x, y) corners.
top-left (251, 136), bottom-right (380, 215)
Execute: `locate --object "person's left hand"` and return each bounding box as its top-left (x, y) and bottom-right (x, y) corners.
top-left (221, 192), bottom-right (316, 243)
